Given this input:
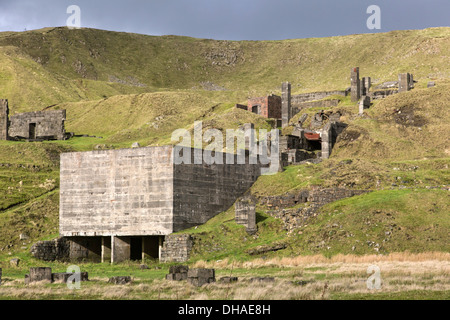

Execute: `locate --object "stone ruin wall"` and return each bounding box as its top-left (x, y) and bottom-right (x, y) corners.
top-left (160, 234), bottom-right (193, 263)
top-left (8, 109), bottom-right (66, 140)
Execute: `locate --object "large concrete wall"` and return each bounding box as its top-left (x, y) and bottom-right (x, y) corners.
top-left (172, 146), bottom-right (261, 231)
top-left (59, 146), bottom-right (175, 237)
top-left (9, 110), bottom-right (66, 140)
top-left (60, 145), bottom-right (261, 237)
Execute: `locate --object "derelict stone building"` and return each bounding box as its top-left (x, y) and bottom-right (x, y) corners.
top-left (59, 145), bottom-right (261, 263)
top-left (0, 98), bottom-right (67, 141)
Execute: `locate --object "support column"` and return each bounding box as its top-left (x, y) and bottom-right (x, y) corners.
top-left (111, 236), bottom-right (130, 264)
top-left (281, 82), bottom-right (291, 128)
top-left (141, 236), bottom-right (145, 263)
top-left (398, 73), bottom-right (411, 92)
top-left (101, 237), bottom-right (105, 263)
top-left (101, 237), bottom-right (111, 263)
top-left (110, 236), bottom-right (115, 264)
top-left (158, 236), bottom-right (163, 260)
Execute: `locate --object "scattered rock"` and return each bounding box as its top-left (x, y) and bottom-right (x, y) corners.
top-left (246, 243), bottom-right (287, 255)
top-left (219, 276), bottom-right (238, 283)
top-left (108, 276), bottom-right (132, 285)
top-left (9, 258), bottom-right (20, 267)
top-left (187, 268), bottom-right (215, 287)
top-left (249, 277), bottom-right (275, 283)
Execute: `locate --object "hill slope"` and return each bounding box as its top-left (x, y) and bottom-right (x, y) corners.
top-left (0, 27), bottom-right (448, 260)
top-left (0, 26), bottom-right (449, 111)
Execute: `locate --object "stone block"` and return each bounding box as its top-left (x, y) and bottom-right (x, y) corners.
top-left (249, 277), bottom-right (275, 283)
top-left (188, 268), bottom-right (215, 279)
top-left (52, 272), bottom-right (89, 283)
top-left (29, 267), bottom-right (52, 283)
top-left (10, 258), bottom-right (20, 267)
top-left (187, 268), bottom-right (216, 287)
top-left (166, 272), bottom-right (187, 281)
top-left (108, 276), bottom-right (132, 285)
top-left (219, 276), bottom-right (238, 283)
top-left (169, 265), bottom-right (189, 274)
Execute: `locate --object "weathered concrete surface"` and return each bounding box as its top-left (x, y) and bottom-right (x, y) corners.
top-left (60, 146), bottom-right (174, 237)
top-left (235, 195), bottom-right (257, 234)
top-left (60, 146), bottom-right (261, 238)
top-left (30, 237), bottom-right (70, 261)
top-left (166, 265), bottom-right (189, 281)
top-left (187, 268), bottom-right (215, 287)
top-left (359, 96), bottom-right (371, 114)
top-left (29, 267), bottom-right (52, 284)
top-left (398, 73), bottom-right (414, 92)
top-left (172, 146), bottom-right (261, 232)
top-left (112, 236), bottom-right (131, 263)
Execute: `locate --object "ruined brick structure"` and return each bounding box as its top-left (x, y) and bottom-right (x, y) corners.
top-left (247, 94), bottom-right (281, 119)
top-left (58, 145), bottom-right (261, 263)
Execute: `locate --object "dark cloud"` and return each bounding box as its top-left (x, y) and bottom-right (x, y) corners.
top-left (0, 0), bottom-right (448, 39)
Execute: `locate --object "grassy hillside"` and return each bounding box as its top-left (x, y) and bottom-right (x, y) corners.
top-left (0, 27), bottom-right (449, 112)
top-left (0, 27), bottom-right (448, 266)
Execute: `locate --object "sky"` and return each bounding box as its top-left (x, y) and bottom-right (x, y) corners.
top-left (0, 0), bottom-right (448, 40)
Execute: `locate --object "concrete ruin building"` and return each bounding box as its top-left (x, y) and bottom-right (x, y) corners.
top-left (0, 99), bottom-right (68, 141)
top-left (55, 145), bottom-right (261, 263)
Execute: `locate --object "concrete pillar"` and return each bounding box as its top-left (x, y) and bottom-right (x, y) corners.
top-left (281, 82), bottom-right (291, 128)
top-left (360, 78), bottom-right (366, 97)
top-left (398, 73), bottom-right (410, 92)
top-left (101, 237), bottom-right (111, 263)
top-left (158, 236), bottom-right (163, 260)
top-left (350, 67), bottom-right (360, 102)
top-left (141, 236), bottom-right (145, 263)
top-left (110, 236), bottom-right (114, 264)
top-left (235, 195), bottom-right (257, 234)
top-left (111, 236), bottom-right (130, 263)
top-left (365, 77), bottom-right (372, 93)
top-left (359, 96), bottom-right (371, 114)
top-left (29, 267), bottom-right (52, 283)
top-left (0, 99), bottom-right (9, 140)
top-left (321, 123), bottom-right (332, 159)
